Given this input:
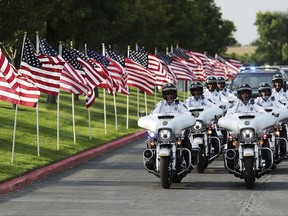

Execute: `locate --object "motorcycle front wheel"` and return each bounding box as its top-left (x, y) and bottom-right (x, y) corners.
top-left (243, 157), bottom-right (255, 189)
top-left (160, 157), bottom-right (171, 189)
top-left (197, 148), bottom-right (206, 173)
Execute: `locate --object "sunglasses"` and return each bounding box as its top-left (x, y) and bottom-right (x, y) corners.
top-left (165, 92), bottom-right (174, 95)
top-left (239, 91), bottom-right (250, 94)
top-left (192, 89), bottom-right (202, 92)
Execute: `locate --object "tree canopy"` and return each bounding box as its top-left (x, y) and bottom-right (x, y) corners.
top-left (0, 0), bottom-right (236, 61)
top-left (252, 11), bottom-right (288, 65)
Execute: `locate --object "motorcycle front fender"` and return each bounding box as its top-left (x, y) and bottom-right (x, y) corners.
top-left (243, 148), bottom-right (254, 157)
top-left (159, 147), bottom-right (171, 157)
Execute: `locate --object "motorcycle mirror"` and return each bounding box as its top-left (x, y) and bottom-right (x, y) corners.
top-left (272, 112), bottom-right (279, 117)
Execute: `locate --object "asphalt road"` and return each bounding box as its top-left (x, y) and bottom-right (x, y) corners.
top-left (0, 138), bottom-right (288, 216)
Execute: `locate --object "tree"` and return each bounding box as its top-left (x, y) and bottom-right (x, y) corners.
top-left (253, 11), bottom-right (288, 65)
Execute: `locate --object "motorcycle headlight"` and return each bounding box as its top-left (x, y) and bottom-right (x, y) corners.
top-left (240, 128), bottom-right (255, 140)
top-left (191, 120), bottom-right (205, 133)
top-left (158, 129), bottom-right (172, 142)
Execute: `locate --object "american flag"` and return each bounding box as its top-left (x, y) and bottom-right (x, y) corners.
top-left (207, 56), bottom-right (226, 77)
top-left (0, 49), bottom-right (19, 90)
top-left (187, 50), bottom-right (214, 78)
top-left (130, 49), bottom-right (176, 86)
top-left (71, 49), bottom-right (106, 90)
top-left (39, 38), bottom-right (87, 85)
top-left (61, 47), bottom-right (96, 108)
top-left (157, 52), bottom-right (193, 81)
top-left (173, 48), bottom-right (206, 81)
top-left (0, 49), bottom-right (40, 107)
top-left (87, 50), bottom-right (118, 94)
top-left (217, 55), bottom-right (242, 79)
top-left (106, 49), bottom-right (155, 94)
top-left (19, 37), bottom-right (64, 96)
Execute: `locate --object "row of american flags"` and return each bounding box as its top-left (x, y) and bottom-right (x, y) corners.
top-left (0, 36), bottom-right (243, 109)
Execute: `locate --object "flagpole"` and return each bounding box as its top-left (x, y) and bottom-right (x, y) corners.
top-left (126, 45), bottom-right (130, 129)
top-left (70, 41), bottom-right (77, 143)
top-left (35, 32), bottom-right (41, 156)
top-left (11, 104), bottom-right (18, 163)
top-left (83, 44), bottom-right (92, 137)
top-left (93, 44), bottom-right (107, 134)
top-left (57, 41), bottom-right (62, 150)
top-left (11, 32), bottom-right (27, 162)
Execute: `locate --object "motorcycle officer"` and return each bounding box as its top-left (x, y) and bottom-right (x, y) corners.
top-left (217, 76), bottom-right (237, 101)
top-left (271, 74), bottom-right (288, 102)
top-left (152, 83), bottom-right (190, 114)
top-left (226, 83), bottom-right (266, 115)
top-left (255, 82), bottom-right (286, 109)
top-left (184, 81), bottom-right (214, 107)
top-left (151, 83), bottom-right (192, 168)
top-left (203, 76), bottom-right (228, 102)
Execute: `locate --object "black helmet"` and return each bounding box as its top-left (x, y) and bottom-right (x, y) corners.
top-left (272, 74), bottom-right (285, 87)
top-left (217, 76), bottom-right (226, 84)
top-left (189, 81), bottom-right (203, 96)
top-left (206, 76), bottom-right (218, 84)
top-left (258, 82), bottom-right (271, 96)
top-left (237, 83), bottom-right (252, 100)
top-left (162, 83), bottom-right (177, 100)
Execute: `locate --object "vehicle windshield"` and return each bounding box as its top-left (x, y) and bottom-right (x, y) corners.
top-left (231, 73), bottom-right (277, 90)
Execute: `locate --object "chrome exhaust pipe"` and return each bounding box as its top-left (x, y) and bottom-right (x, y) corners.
top-left (226, 149), bottom-right (236, 160)
top-left (143, 149), bottom-right (153, 159)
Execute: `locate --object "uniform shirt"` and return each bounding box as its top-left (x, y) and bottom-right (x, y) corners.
top-left (219, 88), bottom-right (237, 100)
top-left (226, 99), bottom-right (267, 115)
top-left (254, 96), bottom-right (286, 109)
top-left (271, 88), bottom-right (288, 101)
top-left (203, 89), bottom-right (228, 103)
top-left (184, 95), bottom-right (214, 107)
top-left (151, 100), bottom-right (190, 114)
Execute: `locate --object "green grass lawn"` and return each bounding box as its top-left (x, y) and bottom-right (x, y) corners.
top-left (0, 87), bottom-right (189, 183)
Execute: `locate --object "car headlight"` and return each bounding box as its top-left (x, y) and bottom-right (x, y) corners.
top-left (240, 128), bottom-right (255, 140)
top-left (158, 129), bottom-right (172, 141)
top-left (191, 120), bottom-right (205, 133)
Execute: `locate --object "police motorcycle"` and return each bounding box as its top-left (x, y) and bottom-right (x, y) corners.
top-left (217, 83), bottom-right (284, 189)
top-left (188, 104), bottom-right (225, 173)
top-left (187, 79), bottom-right (233, 173)
top-left (138, 113), bottom-right (196, 189)
top-left (255, 82), bottom-right (288, 165)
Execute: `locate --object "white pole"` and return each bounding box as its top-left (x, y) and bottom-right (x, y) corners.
top-left (11, 105), bottom-right (18, 163)
top-left (102, 43), bottom-right (109, 132)
top-left (57, 94), bottom-right (60, 150)
top-left (84, 44), bottom-right (92, 138)
top-left (103, 88), bottom-right (107, 134)
top-left (88, 108), bottom-right (91, 139)
top-left (36, 104), bottom-right (40, 156)
top-left (113, 93), bottom-right (118, 130)
top-left (137, 88), bottom-right (139, 117)
top-left (126, 46), bottom-right (130, 129)
top-left (35, 32), bottom-right (40, 156)
top-left (57, 42), bottom-right (62, 150)
top-left (72, 93), bottom-right (76, 143)
top-left (145, 92), bottom-right (148, 115)
top-left (126, 86), bottom-right (129, 129)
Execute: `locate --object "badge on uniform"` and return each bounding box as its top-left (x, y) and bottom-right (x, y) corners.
top-left (174, 107), bottom-right (177, 111)
top-left (250, 107), bottom-right (254, 111)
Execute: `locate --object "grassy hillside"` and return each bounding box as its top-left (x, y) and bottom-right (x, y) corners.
top-left (0, 87), bottom-right (179, 183)
top-left (226, 46), bottom-right (256, 55)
